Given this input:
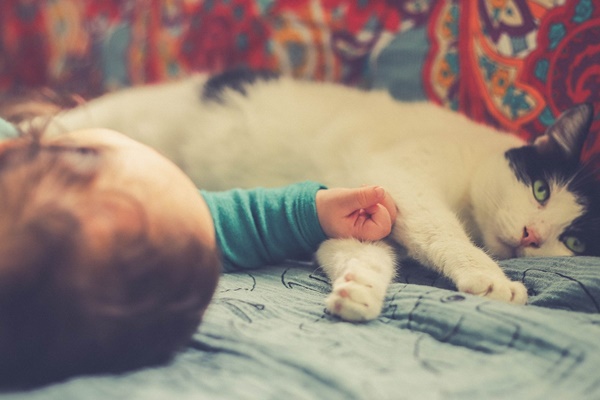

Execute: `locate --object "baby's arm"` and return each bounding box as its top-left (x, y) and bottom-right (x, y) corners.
top-left (202, 182), bottom-right (327, 271)
top-left (201, 182), bottom-right (397, 272)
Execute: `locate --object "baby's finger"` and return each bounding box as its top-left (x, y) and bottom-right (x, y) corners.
top-left (344, 186), bottom-right (386, 212)
top-left (361, 187), bottom-right (398, 222)
top-left (379, 191), bottom-right (398, 222)
top-left (354, 204), bottom-right (393, 241)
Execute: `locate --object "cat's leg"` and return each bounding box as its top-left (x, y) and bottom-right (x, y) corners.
top-left (316, 238), bottom-right (397, 322)
top-left (390, 191), bottom-right (528, 304)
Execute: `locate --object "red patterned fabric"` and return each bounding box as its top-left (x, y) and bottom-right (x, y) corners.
top-left (0, 0), bottom-right (598, 167)
top-left (424, 0), bottom-right (600, 166)
top-left (0, 1), bottom-right (411, 95)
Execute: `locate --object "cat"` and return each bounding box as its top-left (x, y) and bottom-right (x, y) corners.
top-left (45, 69), bottom-right (600, 322)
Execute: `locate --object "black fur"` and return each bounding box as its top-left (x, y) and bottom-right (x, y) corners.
top-left (505, 102), bottom-right (600, 256)
top-left (202, 68), bottom-right (279, 103)
top-left (506, 147), bottom-right (600, 256)
top-left (541, 103), bottom-right (594, 161)
top-left (562, 165), bottom-right (600, 257)
top-left (506, 145), bottom-right (575, 186)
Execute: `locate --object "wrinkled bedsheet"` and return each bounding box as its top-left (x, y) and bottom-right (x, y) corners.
top-left (6, 256), bottom-right (600, 400)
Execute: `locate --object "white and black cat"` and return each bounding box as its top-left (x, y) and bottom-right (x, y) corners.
top-left (46, 69), bottom-right (600, 321)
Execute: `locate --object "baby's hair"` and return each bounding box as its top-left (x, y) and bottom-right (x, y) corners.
top-left (0, 106), bottom-right (220, 387)
top-left (0, 87), bottom-right (84, 125)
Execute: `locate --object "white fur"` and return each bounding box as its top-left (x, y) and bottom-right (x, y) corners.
top-left (47, 75), bottom-right (584, 321)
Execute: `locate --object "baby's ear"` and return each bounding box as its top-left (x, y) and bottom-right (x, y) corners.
top-left (533, 103), bottom-right (594, 163)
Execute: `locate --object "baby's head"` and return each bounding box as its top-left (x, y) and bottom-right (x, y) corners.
top-left (0, 127), bottom-right (220, 387)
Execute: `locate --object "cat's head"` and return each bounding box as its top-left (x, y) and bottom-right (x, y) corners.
top-left (473, 103), bottom-right (600, 259)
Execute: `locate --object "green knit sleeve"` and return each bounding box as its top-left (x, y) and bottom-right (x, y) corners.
top-left (201, 181), bottom-right (328, 272)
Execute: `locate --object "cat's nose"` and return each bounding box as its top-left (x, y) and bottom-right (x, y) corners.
top-left (521, 227), bottom-right (540, 248)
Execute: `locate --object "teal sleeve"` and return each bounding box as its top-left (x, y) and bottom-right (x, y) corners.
top-left (201, 181), bottom-right (328, 272)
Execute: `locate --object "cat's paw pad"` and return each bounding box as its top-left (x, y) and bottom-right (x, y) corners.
top-left (457, 273), bottom-right (528, 305)
top-left (325, 263), bottom-right (385, 322)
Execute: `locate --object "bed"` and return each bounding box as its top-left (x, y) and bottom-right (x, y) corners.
top-left (1, 1), bottom-right (599, 398)
top-left (4, 257), bottom-right (600, 399)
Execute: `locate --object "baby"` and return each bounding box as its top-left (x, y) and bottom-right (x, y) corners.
top-left (0, 121), bottom-right (396, 387)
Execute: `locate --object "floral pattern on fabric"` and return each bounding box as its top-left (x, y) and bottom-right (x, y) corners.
top-left (0, 0), bottom-right (414, 94)
top-left (0, 0), bottom-right (599, 166)
top-left (424, 0), bottom-right (600, 163)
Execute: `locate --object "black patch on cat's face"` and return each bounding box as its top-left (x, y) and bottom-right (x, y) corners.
top-left (505, 146), bottom-right (600, 256)
top-left (559, 166), bottom-right (600, 257)
top-left (202, 67), bottom-right (279, 103)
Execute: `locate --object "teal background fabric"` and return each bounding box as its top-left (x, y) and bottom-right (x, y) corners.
top-left (368, 26), bottom-right (430, 101)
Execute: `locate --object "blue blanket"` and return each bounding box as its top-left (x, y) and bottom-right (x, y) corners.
top-left (4, 257), bottom-right (600, 399)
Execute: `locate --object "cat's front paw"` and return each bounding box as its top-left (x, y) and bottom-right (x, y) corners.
top-left (456, 272), bottom-right (528, 304)
top-left (325, 260), bottom-right (386, 322)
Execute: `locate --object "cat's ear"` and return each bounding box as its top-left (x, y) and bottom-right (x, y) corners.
top-left (533, 103), bottom-right (594, 162)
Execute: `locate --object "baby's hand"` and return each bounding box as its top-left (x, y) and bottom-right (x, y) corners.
top-left (316, 186), bottom-right (398, 241)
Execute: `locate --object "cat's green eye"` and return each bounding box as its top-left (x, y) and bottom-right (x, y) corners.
top-left (532, 179), bottom-right (550, 203)
top-left (563, 236), bottom-right (586, 254)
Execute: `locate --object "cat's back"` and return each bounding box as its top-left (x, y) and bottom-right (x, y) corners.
top-left (50, 72), bottom-right (525, 191)
top-left (177, 74), bottom-right (525, 196)
top-left (210, 74), bottom-right (521, 150)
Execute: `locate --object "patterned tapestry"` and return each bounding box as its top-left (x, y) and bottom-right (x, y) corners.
top-left (424, 0), bottom-right (600, 169)
top-left (0, 0), bottom-right (598, 166)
